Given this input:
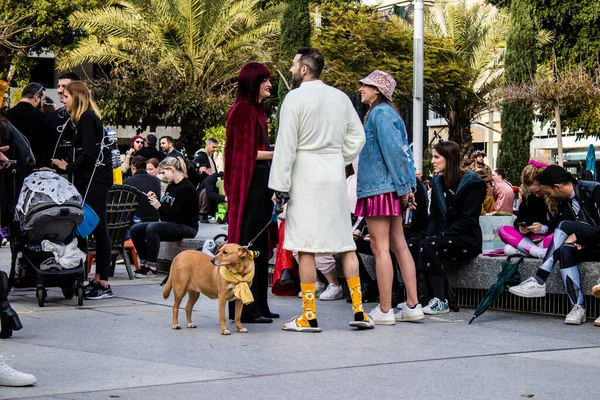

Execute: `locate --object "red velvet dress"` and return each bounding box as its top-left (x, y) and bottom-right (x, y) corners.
top-left (224, 101), bottom-right (277, 320)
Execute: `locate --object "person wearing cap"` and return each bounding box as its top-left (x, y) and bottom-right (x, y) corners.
top-left (354, 69), bottom-right (424, 325)
top-left (467, 150), bottom-right (492, 177)
top-left (269, 47), bottom-right (374, 332)
top-left (509, 164), bottom-right (600, 326)
top-left (120, 135), bottom-right (145, 176)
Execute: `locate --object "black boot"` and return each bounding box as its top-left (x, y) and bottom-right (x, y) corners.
top-left (0, 271), bottom-right (22, 339)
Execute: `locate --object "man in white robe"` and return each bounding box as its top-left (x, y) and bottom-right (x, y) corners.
top-left (269, 47), bottom-right (374, 332)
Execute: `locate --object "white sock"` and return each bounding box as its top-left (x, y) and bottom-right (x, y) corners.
top-left (530, 245), bottom-right (547, 259)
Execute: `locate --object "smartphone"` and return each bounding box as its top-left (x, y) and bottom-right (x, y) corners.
top-left (516, 221), bottom-right (528, 227)
top-left (0, 159), bottom-right (17, 165)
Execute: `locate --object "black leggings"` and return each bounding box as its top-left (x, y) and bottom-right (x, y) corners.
top-left (229, 164), bottom-right (273, 320)
top-left (85, 183), bottom-right (111, 281)
top-left (413, 235), bottom-right (479, 302)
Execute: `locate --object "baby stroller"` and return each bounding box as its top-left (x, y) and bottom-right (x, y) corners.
top-left (9, 171), bottom-right (86, 307)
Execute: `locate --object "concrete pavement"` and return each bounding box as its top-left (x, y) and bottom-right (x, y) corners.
top-left (1, 239), bottom-right (599, 399)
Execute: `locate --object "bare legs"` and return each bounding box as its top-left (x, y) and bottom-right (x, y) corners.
top-left (366, 216), bottom-right (418, 313)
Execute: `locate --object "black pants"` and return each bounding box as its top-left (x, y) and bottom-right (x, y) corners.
top-left (412, 235), bottom-right (479, 302)
top-left (86, 183), bottom-right (111, 281)
top-left (229, 164), bottom-right (273, 320)
top-left (130, 222), bottom-right (197, 263)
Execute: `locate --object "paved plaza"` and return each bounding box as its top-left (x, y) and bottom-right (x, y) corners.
top-left (1, 240), bottom-right (599, 399)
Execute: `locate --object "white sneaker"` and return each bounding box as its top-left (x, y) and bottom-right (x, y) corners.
top-left (368, 304), bottom-right (396, 325)
top-left (422, 297), bottom-right (449, 315)
top-left (565, 304), bottom-right (586, 325)
top-left (319, 284), bottom-right (343, 301)
top-left (395, 303), bottom-right (425, 322)
top-left (504, 245), bottom-right (527, 257)
top-left (594, 316), bottom-right (600, 327)
top-left (0, 358), bottom-right (37, 387)
top-left (397, 301), bottom-right (406, 310)
top-left (508, 277), bottom-right (546, 298)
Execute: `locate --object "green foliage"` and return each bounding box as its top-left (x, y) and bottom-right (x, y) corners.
top-left (202, 126), bottom-right (227, 152)
top-left (497, 0), bottom-right (538, 184)
top-left (277, 0), bottom-right (311, 104)
top-left (0, 0), bottom-right (108, 82)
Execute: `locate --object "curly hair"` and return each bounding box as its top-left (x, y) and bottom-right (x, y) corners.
top-left (520, 162), bottom-right (558, 216)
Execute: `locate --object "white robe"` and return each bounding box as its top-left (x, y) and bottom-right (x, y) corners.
top-left (269, 80), bottom-right (365, 253)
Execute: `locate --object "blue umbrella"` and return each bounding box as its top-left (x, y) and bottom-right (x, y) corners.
top-left (586, 144), bottom-right (596, 180)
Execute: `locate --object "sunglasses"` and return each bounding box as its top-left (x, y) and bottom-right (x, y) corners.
top-left (135, 140), bottom-right (144, 144)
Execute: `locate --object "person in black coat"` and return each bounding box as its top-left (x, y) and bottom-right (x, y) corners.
top-left (198, 171), bottom-right (226, 222)
top-left (6, 83), bottom-right (49, 168)
top-left (50, 82), bottom-right (114, 301)
top-left (135, 134), bottom-right (165, 163)
top-left (413, 141), bottom-right (485, 314)
top-left (123, 156), bottom-right (161, 222)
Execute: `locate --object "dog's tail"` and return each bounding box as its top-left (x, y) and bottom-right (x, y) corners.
top-left (162, 273), bottom-right (173, 299)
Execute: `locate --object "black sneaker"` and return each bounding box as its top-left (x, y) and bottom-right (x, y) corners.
top-left (84, 281), bottom-right (102, 294)
top-left (134, 266), bottom-right (157, 278)
top-left (85, 285), bottom-right (113, 300)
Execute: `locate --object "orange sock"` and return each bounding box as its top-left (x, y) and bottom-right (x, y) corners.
top-left (346, 276), bottom-right (368, 321)
top-left (297, 283), bottom-right (318, 327)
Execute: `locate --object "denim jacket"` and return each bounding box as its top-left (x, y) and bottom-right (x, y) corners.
top-left (356, 103), bottom-right (416, 198)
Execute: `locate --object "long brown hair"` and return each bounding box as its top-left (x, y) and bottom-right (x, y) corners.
top-left (65, 81), bottom-right (101, 123)
top-left (433, 140), bottom-right (464, 191)
top-left (367, 90), bottom-right (401, 118)
top-left (520, 162), bottom-right (558, 216)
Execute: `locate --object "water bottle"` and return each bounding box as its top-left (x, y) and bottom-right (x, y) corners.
top-left (404, 199), bottom-right (413, 226)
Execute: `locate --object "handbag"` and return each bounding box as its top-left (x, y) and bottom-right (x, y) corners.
top-left (75, 202), bottom-right (99, 238)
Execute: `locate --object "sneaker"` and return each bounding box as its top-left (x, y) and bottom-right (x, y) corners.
top-left (594, 316), bottom-right (600, 327)
top-left (368, 304), bottom-right (396, 325)
top-left (281, 316), bottom-right (321, 333)
top-left (319, 284), bottom-right (343, 301)
top-left (397, 301), bottom-right (406, 310)
top-left (592, 280), bottom-right (600, 299)
top-left (0, 357), bottom-right (37, 387)
top-left (422, 297), bottom-right (449, 315)
top-left (135, 266), bottom-right (158, 278)
top-left (349, 313), bottom-right (375, 330)
top-left (83, 280), bottom-right (102, 294)
top-left (85, 284), bottom-right (113, 300)
top-left (504, 244), bottom-right (527, 257)
top-left (565, 304), bottom-right (586, 325)
top-left (395, 303), bottom-right (425, 322)
top-left (508, 277), bottom-right (546, 298)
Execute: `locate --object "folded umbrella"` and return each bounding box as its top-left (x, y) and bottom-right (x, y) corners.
top-left (586, 144), bottom-right (596, 180)
top-left (469, 255), bottom-right (524, 324)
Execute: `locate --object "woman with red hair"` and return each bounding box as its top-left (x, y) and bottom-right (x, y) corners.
top-left (120, 135), bottom-right (145, 176)
top-left (224, 62), bottom-right (278, 323)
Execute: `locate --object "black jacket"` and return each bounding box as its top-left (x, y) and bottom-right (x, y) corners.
top-left (551, 180), bottom-right (600, 247)
top-left (45, 107), bottom-right (76, 163)
top-left (404, 179), bottom-right (429, 236)
top-left (123, 171), bottom-right (161, 222)
top-left (160, 178), bottom-right (199, 230)
top-left (426, 171), bottom-right (486, 253)
top-left (6, 102), bottom-right (49, 167)
top-left (0, 120), bottom-right (35, 226)
top-left (136, 145), bottom-right (165, 163)
top-left (514, 194), bottom-right (551, 230)
top-left (65, 110), bottom-right (113, 194)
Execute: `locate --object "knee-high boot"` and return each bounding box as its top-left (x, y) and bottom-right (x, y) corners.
top-left (0, 271), bottom-right (22, 339)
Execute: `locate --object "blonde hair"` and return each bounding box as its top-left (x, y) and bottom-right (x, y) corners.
top-left (159, 156), bottom-right (187, 177)
top-left (65, 81), bottom-right (101, 123)
top-left (520, 161), bottom-right (558, 216)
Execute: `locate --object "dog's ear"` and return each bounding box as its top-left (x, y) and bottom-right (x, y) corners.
top-left (236, 247), bottom-right (248, 259)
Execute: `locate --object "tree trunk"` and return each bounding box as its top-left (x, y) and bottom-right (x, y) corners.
top-left (446, 111), bottom-right (474, 162)
top-left (555, 103), bottom-right (563, 167)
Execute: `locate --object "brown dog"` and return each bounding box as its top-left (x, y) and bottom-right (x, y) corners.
top-left (162, 243), bottom-right (255, 335)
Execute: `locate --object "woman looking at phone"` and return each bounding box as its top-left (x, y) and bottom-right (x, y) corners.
top-left (498, 161), bottom-right (555, 259)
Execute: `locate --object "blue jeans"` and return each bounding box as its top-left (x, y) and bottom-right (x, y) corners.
top-left (130, 222), bottom-right (197, 263)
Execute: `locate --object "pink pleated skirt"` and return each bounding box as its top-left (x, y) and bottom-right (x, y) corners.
top-left (355, 192), bottom-right (403, 217)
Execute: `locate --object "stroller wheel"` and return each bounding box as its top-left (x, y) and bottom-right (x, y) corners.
top-left (77, 286), bottom-right (84, 306)
top-left (62, 284), bottom-right (75, 300)
top-left (36, 288), bottom-right (46, 307)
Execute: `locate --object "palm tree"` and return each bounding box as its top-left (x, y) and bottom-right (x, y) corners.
top-left (59, 0), bottom-right (280, 91)
top-left (424, 0), bottom-right (508, 158)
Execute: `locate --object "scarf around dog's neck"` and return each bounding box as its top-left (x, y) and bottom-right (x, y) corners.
top-left (219, 266), bottom-right (255, 304)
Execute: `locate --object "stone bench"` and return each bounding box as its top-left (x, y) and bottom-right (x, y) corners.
top-left (155, 225), bottom-right (228, 273)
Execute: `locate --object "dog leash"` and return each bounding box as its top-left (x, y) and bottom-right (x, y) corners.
top-left (244, 201), bottom-right (283, 249)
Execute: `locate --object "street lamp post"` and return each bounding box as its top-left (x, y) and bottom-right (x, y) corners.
top-left (413, 0), bottom-right (424, 172)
